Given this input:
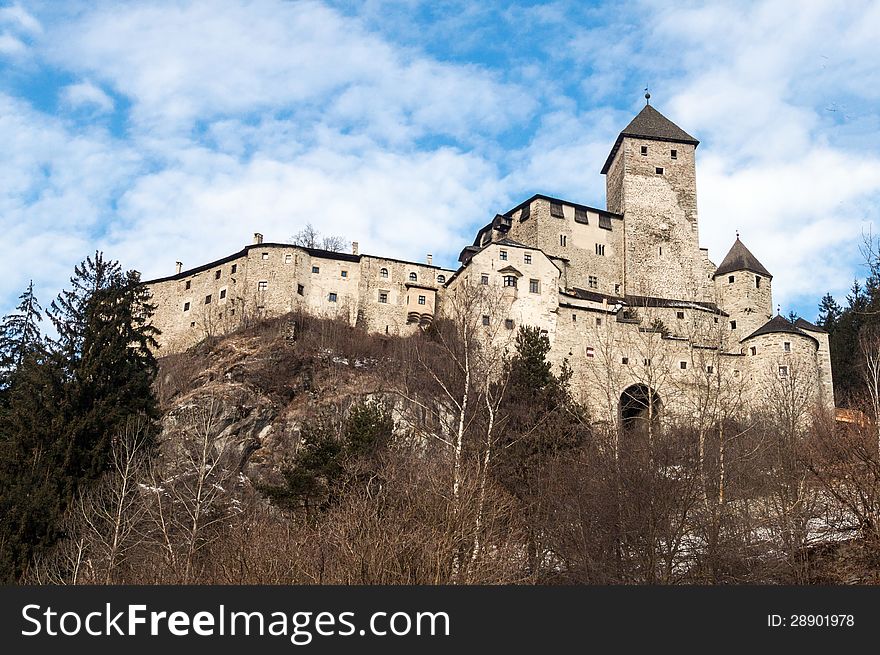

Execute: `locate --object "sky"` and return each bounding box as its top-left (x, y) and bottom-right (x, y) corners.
top-left (1, 0), bottom-right (879, 322)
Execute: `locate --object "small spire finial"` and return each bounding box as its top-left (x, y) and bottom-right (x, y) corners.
top-left (644, 87), bottom-right (650, 105)
top-left (777, 304), bottom-right (781, 315)
top-left (735, 229), bottom-right (739, 239)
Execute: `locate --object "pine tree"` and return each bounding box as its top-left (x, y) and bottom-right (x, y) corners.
top-left (0, 281), bottom-right (44, 388)
top-left (50, 258), bottom-right (160, 486)
top-left (817, 293), bottom-right (842, 332)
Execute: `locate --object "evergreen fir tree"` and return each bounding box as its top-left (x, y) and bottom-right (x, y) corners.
top-left (0, 281), bottom-right (44, 388)
top-left (817, 293), bottom-right (842, 332)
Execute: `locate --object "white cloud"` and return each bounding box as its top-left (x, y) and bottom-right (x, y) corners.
top-left (0, 32), bottom-right (25, 55)
top-left (60, 80), bottom-right (114, 113)
top-left (0, 4), bottom-right (42, 34)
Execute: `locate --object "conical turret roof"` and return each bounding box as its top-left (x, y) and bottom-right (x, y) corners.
top-left (601, 104), bottom-right (699, 174)
top-left (742, 314), bottom-right (818, 346)
top-left (713, 237), bottom-right (772, 279)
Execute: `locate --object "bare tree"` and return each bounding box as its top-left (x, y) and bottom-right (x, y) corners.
top-left (291, 223), bottom-right (347, 252)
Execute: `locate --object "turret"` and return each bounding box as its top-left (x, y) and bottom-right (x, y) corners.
top-left (713, 237), bottom-right (772, 347)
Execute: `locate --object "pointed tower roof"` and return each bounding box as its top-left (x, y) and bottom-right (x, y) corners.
top-left (742, 314), bottom-right (818, 346)
top-left (713, 237), bottom-right (772, 279)
top-left (601, 104), bottom-right (699, 174)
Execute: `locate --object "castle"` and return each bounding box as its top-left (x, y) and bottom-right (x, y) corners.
top-left (144, 102), bottom-right (835, 424)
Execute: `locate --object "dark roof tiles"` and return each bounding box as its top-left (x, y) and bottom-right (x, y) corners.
top-left (713, 238), bottom-right (772, 278)
top-left (601, 105), bottom-right (699, 174)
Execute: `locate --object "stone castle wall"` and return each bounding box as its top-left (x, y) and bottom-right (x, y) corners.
top-left (145, 242), bottom-right (454, 354)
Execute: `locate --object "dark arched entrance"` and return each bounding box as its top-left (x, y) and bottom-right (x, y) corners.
top-left (620, 384), bottom-right (662, 432)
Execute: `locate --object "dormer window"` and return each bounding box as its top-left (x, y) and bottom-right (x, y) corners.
top-left (640, 145), bottom-right (648, 156)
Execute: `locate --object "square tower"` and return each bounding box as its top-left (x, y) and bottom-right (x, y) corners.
top-left (602, 103), bottom-right (704, 300)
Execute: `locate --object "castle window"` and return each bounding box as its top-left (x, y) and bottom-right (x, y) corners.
top-left (680, 361), bottom-right (687, 370)
top-left (779, 365), bottom-right (789, 378)
top-left (230, 308), bottom-right (235, 315)
top-left (614, 284), bottom-right (621, 294)
top-left (755, 275), bottom-right (762, 288)
top-left (437, 274), bottom-right (446, 283)
top-left (328, 292), bottom-right (337, 303)
top-left (734, 369), bottom-right (740, 377)
top-left (418, 295), bottom-right (426, 305)
top-left (258, 280), bottom-right (268, 291)
top-left (185, 280), bottom-right (191, 290)
top-left (520, 204), bottom-right (530, 221)
top-left (482, 315), bottom-right (490, 326)
top-left (529, 279), bottom-right (539, 294)
top-left (205, 294), bottom-right (212, 304)
top-left (644, 358), bottom-right (651, 366)
top-left (575, 207), bottom-right (588, 224)
top-left (183, 302), bottom-right (190, 312)
top-left (215, 269), bottom-right (221, 280)
top-left (285, 254), bottom-right (292, 263)
top-left (481, 274), bottom-right (489, 285)
top-left (231, 264), bottom-right (237, 274)
top-left (499, 250), bottom-right (508, 261)
top-left (219, 289), bottom-right (226, 299)
top-left (622, 357), bottom-right (629, 364)
top-left (560, 235), bottom-right (567, 247)
top-left (595, 243), bottom-right (605, 256)
top-left (588, 276), bottom-right (598, 289)
top-left (524, 253), bottom-right (532, 264)
top-left (550, 202), bottom-right (565, 218)
top-left (262, 252), bottom-right (269, 260)
top-left (341, 270), bottom-right (347, 278)
top-left (784, 341), bottom-right (791, 352)
top-left (596, 318), bottom-right (602, 326)
top-left (728, 275), bottom-right (735, 283)
top-left (312, 266), bottom-right (320, 274)
top-left (655, 167), bottom-right (664, 175)
top-left (714, 317), bottom-right (718, 323)
top-left (190, 321), bottom-right (196, 328)
top-left (749, 346), bottom-right (757, 356)
top-left (659, 247), bottom-right (663, 255)
top-left (586, 347), bottom-right (595, 358)
top-left (297, 284), bottom-right (304, 296)
top-left (380, 267), bottom-right (389, 278)
top-left (504, 319), bottom-right (514, 330)
top-left (730, 320), bottom-right (737, 330)
top-left (676, 311), bottom-right (685, 320)
top-left (640, 145), bottom-right (648, 156)
top-left (572, 313), bottom-right (577, 322)
top-left (409, 272), bottom-right (417, 281)
top-left (671, 149), bottom-right (677, 159)
top-left (707, 365), bottom-right (714, 374)
top-left (378, 292), bottom-right (388, 303)
top-left (503, 275), bottom-right (517, 288)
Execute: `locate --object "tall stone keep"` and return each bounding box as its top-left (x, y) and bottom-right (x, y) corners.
top-left (602, 103), bottom-right (702, 300)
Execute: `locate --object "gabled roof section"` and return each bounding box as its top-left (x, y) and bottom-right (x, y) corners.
top-left (601, 104), bottom-right (699, 174)
top-left (713, 237), bottom-right (772, 278)
top-left (742, 315), bottom-right (818, 346)
top-left (794, 317), bottom-right (828, 334)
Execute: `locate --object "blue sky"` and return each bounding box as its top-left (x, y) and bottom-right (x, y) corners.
top-left (1, 0), bottom-right (879, 321)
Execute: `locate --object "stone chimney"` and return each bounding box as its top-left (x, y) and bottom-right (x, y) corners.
top-left (175, 261), bottom-right (183, 274)
top-left (427, 253), bottom-right (433, 266)
top-left (253, 232), bottom-right (263, 244)
top-left (352, 241), bottom-right (359, 255)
